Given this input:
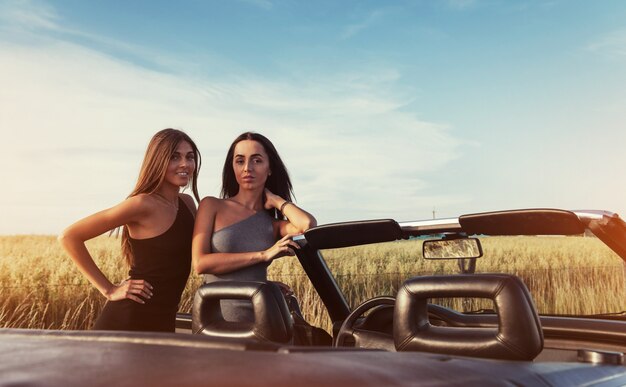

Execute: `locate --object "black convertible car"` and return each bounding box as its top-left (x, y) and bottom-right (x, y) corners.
top-left (1, 209), bottom-right (625, 386)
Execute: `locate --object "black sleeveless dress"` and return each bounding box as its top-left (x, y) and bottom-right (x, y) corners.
top-left (93, 198), bottom-right (193, 332)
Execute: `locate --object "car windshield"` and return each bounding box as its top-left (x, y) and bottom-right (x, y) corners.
top-left (319, 235), bottom-right (626, 318)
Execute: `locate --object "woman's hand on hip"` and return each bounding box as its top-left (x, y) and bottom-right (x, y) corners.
top-left (105, 279), bottom-right (154, 304)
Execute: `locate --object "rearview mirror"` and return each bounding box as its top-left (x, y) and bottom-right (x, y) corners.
top-left (423, 238), bottom-right (483, 259)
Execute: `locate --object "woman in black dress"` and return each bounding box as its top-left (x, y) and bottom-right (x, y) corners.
top-left (59, 128), bottom-right (201, 332)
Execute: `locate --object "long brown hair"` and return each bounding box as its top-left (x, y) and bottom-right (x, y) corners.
top-left (221, 132), bottom-right (293, 219)
top-left (121, 128), bottom-right (201, 265)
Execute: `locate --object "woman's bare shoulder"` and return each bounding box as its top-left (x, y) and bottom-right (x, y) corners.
top-left (122, 193), bottom-right (154, 212)
top-left (200, 196), bottom-right (228, 204)
top-left (198, 196), bottom-right (227, 212)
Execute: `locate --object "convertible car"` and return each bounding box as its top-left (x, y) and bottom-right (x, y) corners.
top-left (1, 209), bottom-right (625, 386)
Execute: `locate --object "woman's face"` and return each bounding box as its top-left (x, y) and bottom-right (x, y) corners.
top-left (165, 140), bottom-right (195, 188)
top-left (232, 139), bottom-right (271, 191)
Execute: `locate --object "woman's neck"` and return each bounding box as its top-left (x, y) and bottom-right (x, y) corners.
top-left (155, 184), bottom-right (179, 204)
top-left (231, 189), bottom-right (263, 211)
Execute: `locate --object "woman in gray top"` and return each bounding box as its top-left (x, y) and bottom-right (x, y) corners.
top-left (192, 132), bottom-right (317, 321)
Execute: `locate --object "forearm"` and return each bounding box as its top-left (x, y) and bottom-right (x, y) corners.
top-left (58, 234), bottom-right (114, 297)
top-left (280, 201), bottom-right (317, 232)
top-left (193, 251), bottom-right (267, 275)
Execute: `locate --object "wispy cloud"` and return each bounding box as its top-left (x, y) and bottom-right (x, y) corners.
top-left (0, 0), bottom-right (466, 233)
top-left (586, 29), bottom-right (626, 59)
top-left (341, 8), bottom-right (391, 40)
top-left (0, 0), bottom-right (198, 73)
top-left (0, 0), bottom-right (60, 31)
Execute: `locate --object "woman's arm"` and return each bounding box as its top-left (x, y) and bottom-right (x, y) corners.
top-left (58, 196), bottom-right (153, 303)
top-left (264, 188), bottom-right (317, 237)
top-left (192, 197), bottom-right (299, 275)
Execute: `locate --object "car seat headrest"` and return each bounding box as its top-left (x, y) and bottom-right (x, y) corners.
top-left (394, 274), bottom-right (543, 360)
top-left (192, 281), bottom-right (293, 344)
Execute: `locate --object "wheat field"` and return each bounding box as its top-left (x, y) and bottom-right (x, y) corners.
top-left (1, 235), bottom-right (625, 333)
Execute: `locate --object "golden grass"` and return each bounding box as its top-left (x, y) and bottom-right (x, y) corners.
top-left (1, 235), bottom-right (624, 334)
top-left (319, 237), bottom-right (626, 319)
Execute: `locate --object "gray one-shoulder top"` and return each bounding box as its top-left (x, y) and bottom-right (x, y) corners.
top-left (202, 211), bottom-right (275, 322)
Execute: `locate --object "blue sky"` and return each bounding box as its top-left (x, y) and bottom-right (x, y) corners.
top-left (1, 0), bottom-right (625, 234)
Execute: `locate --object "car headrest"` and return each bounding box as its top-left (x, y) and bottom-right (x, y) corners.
top-left (192, 281), bottom-right (294, 344)
top-left (393, 274), bottom-right (543, 361)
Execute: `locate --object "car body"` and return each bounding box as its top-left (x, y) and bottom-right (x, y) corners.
top-left (1, 208), bottom-right (625, 386)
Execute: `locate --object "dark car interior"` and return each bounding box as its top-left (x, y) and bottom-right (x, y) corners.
top-left (191, 210), bottom-right (626, 368)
